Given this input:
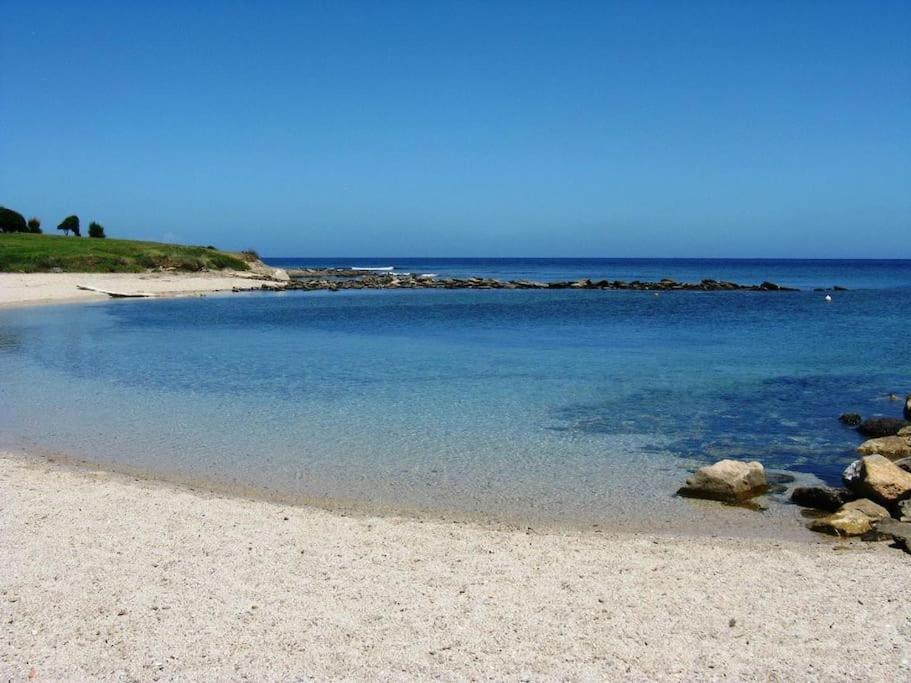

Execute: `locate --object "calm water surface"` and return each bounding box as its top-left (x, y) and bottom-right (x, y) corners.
top-left (2, 259), bottom-right (910, 534)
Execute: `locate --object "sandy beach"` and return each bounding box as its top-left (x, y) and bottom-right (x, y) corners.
top-left (2, 452), bottom-right (909, 681)
top-left (0, 271), bottom-right (283, 308)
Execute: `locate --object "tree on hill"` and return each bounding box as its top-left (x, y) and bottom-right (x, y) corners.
top-left (27, 217), bottom-right (42, 234)
top-left (0, 206), bottom-right (28, 233)
top-left (88, 221), bottom-right (106, 238)
top-left (58, 215), bottom-right (80, 236)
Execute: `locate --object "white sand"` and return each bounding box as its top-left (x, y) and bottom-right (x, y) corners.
top-left (0, 271), bottom-right (282, 308)
top-left (2, 452), bottom-right (909, 681)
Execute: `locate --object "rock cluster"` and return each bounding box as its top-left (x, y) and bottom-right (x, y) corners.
top-left (791, 397), bottom-right (911, 552)
top-left (274, 270), bottom-right (802, 293)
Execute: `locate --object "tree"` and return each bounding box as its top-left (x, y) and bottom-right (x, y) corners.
top-left (58, 215), bottom-right (80, 237)
top-left (0, 206), bottom-right (28, 233)
top-left (27, 217), bottom-right (41, 234)
top-left (88, 221), bottom-right (106, 238)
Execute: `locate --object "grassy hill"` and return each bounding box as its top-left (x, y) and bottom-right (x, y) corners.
top-left (0, 233), bottom-right (252, 273)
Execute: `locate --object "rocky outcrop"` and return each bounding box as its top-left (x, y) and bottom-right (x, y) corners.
top-left (279, 270), bottom-right (801, 293)
top-left (790, 486), bottom-right (855, 512)
top-left (857, 417), bottom-right (910, 438)
top-left (899, 426), bottom-right (911, 437)
top-left (857, 435), bottom-right (911, 459)
top-left (838, 413), bottom-right (862, 426)
top-left (842, 455), bottom-right (911, 507)
top-left (677, 460), bottom-right (768, 503)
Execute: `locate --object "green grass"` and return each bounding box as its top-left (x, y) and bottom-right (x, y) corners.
top-left (0, 233), bottom-right (252, 273)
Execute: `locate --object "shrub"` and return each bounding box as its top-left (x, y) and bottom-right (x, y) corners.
top-left (58, 215), bottom-right (80, 236)
top-left (27, 217), bottom-right (41, 234)
top-left (0, 206), bottom-right (28, 233)
top-left (240, 249), bottom-right (260, 262)
top-left (88, 221), bottom-right (106, 238)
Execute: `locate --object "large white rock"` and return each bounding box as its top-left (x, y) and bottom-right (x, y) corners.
top-left (677, 459), bottom-right (767, 503)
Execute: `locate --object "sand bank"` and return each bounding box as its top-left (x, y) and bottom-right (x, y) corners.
top-left (0, 271), bottom-right (282, 308)
top-left (1, 452), bottom-right (908, 680)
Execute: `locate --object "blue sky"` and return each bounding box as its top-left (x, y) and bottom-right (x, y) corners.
top-left (1, 1), bottom-right (909, 257)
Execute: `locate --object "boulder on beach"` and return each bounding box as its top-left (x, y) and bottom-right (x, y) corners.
top-left (876, 519), bottom-right (911, 554)
top-left (857, 417), bottom-right (910, 438)
top-left (677, 459), bottom-right (767, 503)
top-left (790, 486), bottom-right (855, 512)
top-left (807, 498), bottom-right (889, 537)
top-left (838, 413), bottom-right (862, 427)
top-left (842, 454), bottom-right (911, 507)
top-left (898, 499), bottom-right (911, 523)
top-left (899, 426), bottom-right (911, 437)
top-left (808, 508), bottom-right (875, 536)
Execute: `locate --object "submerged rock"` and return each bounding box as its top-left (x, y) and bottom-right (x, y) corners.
top-left (677, 460), bottom-right (767, 503)
top-left (843, 454), bottom-right (911, 507)
top-left (857, 435), bottom-right (911, 459)
top-left (838, 413), bottom-right (862, 427)
top-left (790, 486), bottom-right (855, 512)
top-left (857, 417), bottom-right (910, 438)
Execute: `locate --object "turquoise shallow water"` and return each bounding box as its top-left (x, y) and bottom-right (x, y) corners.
top-left (1, 259), bottom-right (910, 532)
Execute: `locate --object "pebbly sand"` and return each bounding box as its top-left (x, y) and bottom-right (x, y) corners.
top-left (0, 270), bottom-right (284, 308)
top-left (1, 452), bottom-right (909, 681)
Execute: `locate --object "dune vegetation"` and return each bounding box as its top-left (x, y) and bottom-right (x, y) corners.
top-left (0, 232), bottom-right (252, 273)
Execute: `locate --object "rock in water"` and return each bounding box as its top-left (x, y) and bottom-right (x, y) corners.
top-left (843, 455), bottom-right (911, 507)
top-left (906, 394), bottom-right (911, 421)
top-left (838, 413), bottom-right (862, 426)
top-left (790, 486), bottom-right (855, 512)
top-left (677, 460), bottom-right (768, 503)
top-left (857, 417), bottom-right (910, 438)
top-left (857, 435), bottom-right (911, 459)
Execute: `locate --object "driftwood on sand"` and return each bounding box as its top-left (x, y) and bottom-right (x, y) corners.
top-left (76, 285), bottom-right (155, 299)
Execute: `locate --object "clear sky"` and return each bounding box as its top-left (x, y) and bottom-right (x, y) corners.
top-left (1, 1), bottom-right (909, 257)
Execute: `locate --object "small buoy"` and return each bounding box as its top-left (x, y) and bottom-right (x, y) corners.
top-left (825, 294), bottom-right (832, 302)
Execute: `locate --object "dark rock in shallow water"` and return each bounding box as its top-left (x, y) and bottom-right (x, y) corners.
top-left (839, 413), bottom-right (862, 427)
top-left (905, 394), bottom-right (911, 421)
top-left (791, 486), bottom-right (856, 512)
top-left (857, 417), bottom-right (910, 438)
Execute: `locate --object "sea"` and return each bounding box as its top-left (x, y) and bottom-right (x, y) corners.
top-left (2, 258), bottom-right (910, 535)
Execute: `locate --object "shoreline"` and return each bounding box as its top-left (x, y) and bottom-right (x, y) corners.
top-left (2, 450), bottom-right (909, 679)
top-left (0, 270), bottom-right (285, 309)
